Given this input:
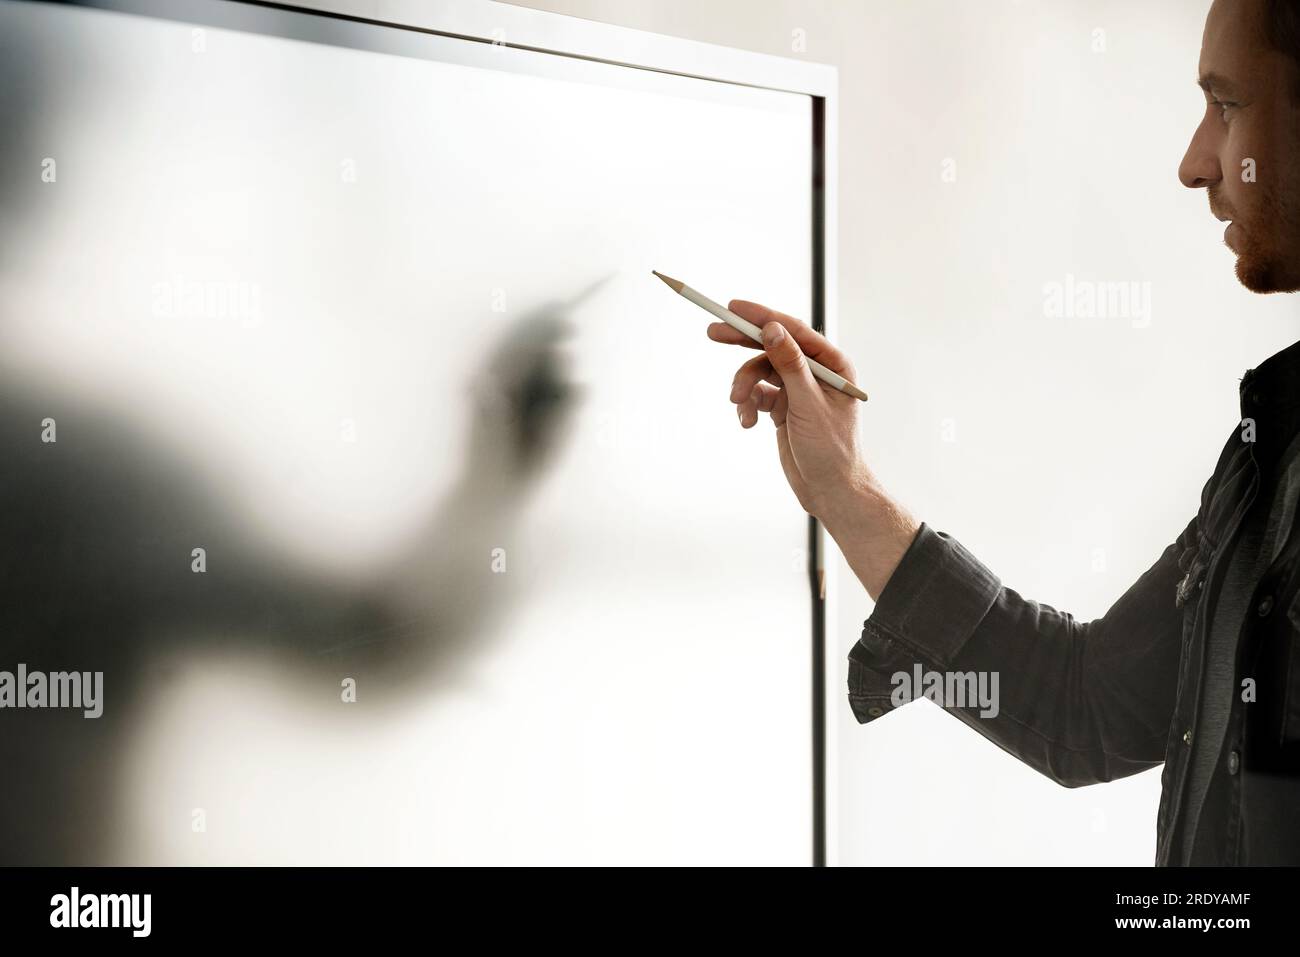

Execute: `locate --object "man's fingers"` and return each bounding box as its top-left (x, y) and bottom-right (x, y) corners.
top-left (728, 300), bottom-right (856, 379)
top-left (760, 321), bottom-right (819, 406)
top-left (730, 353), bottom-right (780, 404)
top-left (758, 382), bottom-right (789, 427)
top-left (707, 302), bottom-right (858, 383)
top-left (706, 321), bottom-right (763, 351)
top-left (737, 381), bottom-right (785, 429)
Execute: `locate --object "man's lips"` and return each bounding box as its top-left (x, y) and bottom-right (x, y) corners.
top-left (1208, 193), bottom-right (1240, 250)
top-left (1224, 220), bottom-right (1240, 252)
top-left (1211, 206), bottom-right (1238, 248)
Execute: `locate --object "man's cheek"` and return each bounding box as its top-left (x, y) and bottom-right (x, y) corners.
top-left (1227, 135), bottom-right (1259, 190)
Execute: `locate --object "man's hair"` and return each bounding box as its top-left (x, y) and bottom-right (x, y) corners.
top-left (1264, 0), bottom-right (1300, 96)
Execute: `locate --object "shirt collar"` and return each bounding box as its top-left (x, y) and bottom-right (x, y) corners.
top-left (1240, 338), bottom-right (1300, 417)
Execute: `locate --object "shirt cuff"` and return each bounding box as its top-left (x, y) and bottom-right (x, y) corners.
top-left (864, 522), bottom-right (1001, 662)
top-left (847, 523), bottom-right (1002, 724)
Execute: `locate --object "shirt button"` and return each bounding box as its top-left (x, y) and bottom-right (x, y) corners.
top-left (1228, 749), bottom-right (1241, 775)
top-left (1258, 595), bottom-right (1274, 616)
top-left (1183, 728), bottom-right (1194, 745)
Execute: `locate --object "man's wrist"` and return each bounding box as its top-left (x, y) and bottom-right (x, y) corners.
top-left (814, 472), bottom-right (921, 601)
top-left (812, 464), bottom-right (886, 531)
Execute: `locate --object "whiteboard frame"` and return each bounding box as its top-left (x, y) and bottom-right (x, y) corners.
top-left (55, 0), bottom-right (840, 866)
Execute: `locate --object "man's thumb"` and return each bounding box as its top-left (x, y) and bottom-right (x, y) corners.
top-left (762, 322), bottom-right (817, 400)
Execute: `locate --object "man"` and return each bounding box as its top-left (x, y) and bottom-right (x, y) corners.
top-left (708, 0), bottom-right (1300, 865)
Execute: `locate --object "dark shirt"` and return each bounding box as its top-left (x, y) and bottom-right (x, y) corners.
top-left (846, 338), bottom-right (1300, 866)
top-left (1184, 429), bottom-right (1300, 863)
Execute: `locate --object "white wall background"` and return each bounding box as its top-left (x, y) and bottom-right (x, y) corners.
top-left (505, 0), bottom-right (1300, 865)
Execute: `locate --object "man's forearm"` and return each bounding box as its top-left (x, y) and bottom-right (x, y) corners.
top-left (815, 474), bottom-right (922, 602)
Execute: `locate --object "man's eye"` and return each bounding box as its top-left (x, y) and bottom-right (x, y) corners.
top-left (1216, 100), bottom-right (1238, 120)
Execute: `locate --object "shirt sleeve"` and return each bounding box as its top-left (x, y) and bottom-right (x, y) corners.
top-left (847, 518), bottom-right (1195, 787)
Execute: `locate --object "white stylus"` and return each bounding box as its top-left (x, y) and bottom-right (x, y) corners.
top-left (653, 271), bottom-right (868, 402)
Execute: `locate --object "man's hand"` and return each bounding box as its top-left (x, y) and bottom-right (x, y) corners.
top-left (709, 300), bottom-right (921, 600)
top-left (713, 300), bottom-right (863, 513)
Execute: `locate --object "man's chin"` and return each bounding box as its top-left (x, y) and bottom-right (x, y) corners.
top-left (1234, 251), bottom-right (1300, 295)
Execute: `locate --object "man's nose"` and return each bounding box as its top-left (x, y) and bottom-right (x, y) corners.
top-left (1179, 114), bottom-right (1222, 189)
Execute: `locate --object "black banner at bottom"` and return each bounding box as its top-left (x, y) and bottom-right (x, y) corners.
top-left (0, 864), bottom-right (1291, 943)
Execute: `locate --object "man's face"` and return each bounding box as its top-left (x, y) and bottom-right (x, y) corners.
top-left (1179, 0), bottom-right (1300, 293)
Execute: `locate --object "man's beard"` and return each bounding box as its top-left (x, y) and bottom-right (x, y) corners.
top-left (1211, 185), bottom-right (1300, 294)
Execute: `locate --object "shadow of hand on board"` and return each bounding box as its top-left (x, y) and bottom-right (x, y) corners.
top-left (0, 298), bottom-right (587, 865)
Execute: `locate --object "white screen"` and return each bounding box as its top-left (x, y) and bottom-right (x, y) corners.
top-left (0, 0), bottom-right (814, 864)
